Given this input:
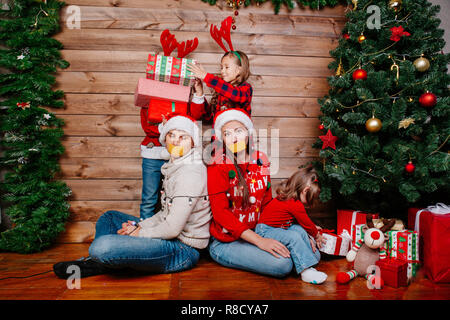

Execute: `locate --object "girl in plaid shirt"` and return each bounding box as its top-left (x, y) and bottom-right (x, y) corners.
top-left (187, 50), bottom-right (253, 123)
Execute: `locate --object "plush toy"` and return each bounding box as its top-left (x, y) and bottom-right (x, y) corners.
top-left (336, 214), bottom-right (395, 288)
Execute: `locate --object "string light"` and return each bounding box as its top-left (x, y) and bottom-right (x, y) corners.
top-left (32, 6), bottom-right (49, 28)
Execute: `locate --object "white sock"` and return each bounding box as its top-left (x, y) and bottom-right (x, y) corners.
top-left (301, 267), bottom-right (328, 284)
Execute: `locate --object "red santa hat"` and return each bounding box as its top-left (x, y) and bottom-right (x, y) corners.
top-left (158, 113), bottom-right (200, 147)
top-left (213, 109), bottom-right (253, 141)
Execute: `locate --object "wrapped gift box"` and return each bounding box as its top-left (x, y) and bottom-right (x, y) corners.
top-left (134, 78), bottom-right (191, 108)
top-left (386, 230), bottom-right (420, 280)
top-left (352, 224), bottom-right (365, 246)
top-left (147, 99), bottom-right (188, 123)
top-left (146, 54), bottom-right (196, 86)
top-left (373, 218), bottom-right (405, 231)
top-left (408, 204), bottom-right (450, 283)
top-left (376, 259), bottom-right (408, 288)
top-left (318, 230), bottom-right (351, 256)
top-left (337, 210), bottom-right (379, 242)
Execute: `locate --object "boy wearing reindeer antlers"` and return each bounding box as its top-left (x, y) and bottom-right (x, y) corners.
top-left (188, 16), bottom-right (253, 126)
top-left (139, 30), bottom-right (206, 219)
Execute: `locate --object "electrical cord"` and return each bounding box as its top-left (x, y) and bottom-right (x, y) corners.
top-left (0, 270), bottom-right (53, 281)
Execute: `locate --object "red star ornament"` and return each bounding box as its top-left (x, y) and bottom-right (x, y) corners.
top-left (319, 129), bottom-right (338, 150)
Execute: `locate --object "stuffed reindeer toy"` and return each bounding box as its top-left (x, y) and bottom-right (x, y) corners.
top-left (336, 214), bottom-right (395, 288)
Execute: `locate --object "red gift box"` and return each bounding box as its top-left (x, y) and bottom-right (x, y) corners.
top-left (147, 99), bottom-right (188, 123)
top-left (408, 205), bottom-right (450, 283)
top-left (376, 259), bottom-right (408, 288)
top-left (337, 209), bottom-right (379, 242)
top-left (134, 78), bottom-right (191, 108)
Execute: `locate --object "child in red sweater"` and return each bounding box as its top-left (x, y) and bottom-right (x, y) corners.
top-left (256, 166), bottom-right (328, 284)
top-left (187, 50), bottom-right (252, 123)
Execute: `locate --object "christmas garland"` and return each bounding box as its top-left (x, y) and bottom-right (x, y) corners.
top-left (202, 0), bottom-right (342, 14)
top-left (0, 0), bottom-right (71, 253)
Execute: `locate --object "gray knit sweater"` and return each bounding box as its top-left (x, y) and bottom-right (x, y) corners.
top-left (137, 147), bottom-right (212, 249)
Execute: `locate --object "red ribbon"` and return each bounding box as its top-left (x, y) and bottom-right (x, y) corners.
top-left (319, 229), bottom-right (342, 255)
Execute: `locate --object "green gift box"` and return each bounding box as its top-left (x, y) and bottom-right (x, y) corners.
top-left (386, 230), bottom-right (420, 280)
top-left (146, 54), bottom-right (195, 87)
top-left (351, 224), bottom-right (365, 245)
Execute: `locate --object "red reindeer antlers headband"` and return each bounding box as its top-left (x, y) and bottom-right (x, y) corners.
top-left (210, 16), bottom-right (234, 52)
top-left (210, 16), bottom-right (242, 63)
top-left (160, 29), bottom-right (198, 58)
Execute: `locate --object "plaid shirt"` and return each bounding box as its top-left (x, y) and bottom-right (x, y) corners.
top-left (203, 73), bottom-right (253, 122)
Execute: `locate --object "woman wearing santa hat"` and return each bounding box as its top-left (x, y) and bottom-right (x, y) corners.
top-left (206, 109), bottom-right (294, 278)
top-left (53, 114), bottom-right (212, 278)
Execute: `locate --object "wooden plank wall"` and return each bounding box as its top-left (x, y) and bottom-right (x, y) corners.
top-left (53, 0), bottom-right (347, 242)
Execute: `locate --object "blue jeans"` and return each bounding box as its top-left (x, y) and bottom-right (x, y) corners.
top-left (255, 223), bottom-right (321, 274)
top-left (140, 158), bottom-right (166, 219)
top-left (88, 210), bottom-right (200, 273)
top-left (208, 237), bottom-right (294, 278)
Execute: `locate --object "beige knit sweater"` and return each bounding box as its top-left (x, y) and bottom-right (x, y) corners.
top-left (137, 147), bottom-right (212, 249)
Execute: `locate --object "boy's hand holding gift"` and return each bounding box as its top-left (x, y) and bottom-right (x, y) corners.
top-left (193, 78), bottom-right (204, 97)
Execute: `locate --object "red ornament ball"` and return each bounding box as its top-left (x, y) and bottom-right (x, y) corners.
top-left (405, 161), bottom-right (415, 173)
top-left (232, 25), bottom-right (236, 30)
top-left (343, 33), bottom-right (350, 40)
top-left (419, 92), bottom-right (437, 108)
top-left (352, 69), bottom-right (367, 81)
top-left (318, 124), bottom-right (325, 130)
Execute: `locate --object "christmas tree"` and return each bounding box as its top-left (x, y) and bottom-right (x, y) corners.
top-left (0, 0), bottom-right (71, 253)
top-left (313, 0), bottom-right (450, 216)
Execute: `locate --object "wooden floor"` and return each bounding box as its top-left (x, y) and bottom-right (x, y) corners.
top-left (0, 243), bottom-right (449, 300)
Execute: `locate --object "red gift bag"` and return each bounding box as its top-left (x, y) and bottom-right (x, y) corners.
top-left (408, 205), bottom-right (450, 283)
top-left (147, 99), bottom-right (188, 123)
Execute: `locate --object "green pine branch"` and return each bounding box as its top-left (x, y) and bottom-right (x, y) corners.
top-left (0, 0), bottom-right (71, 253)
top-left (201, 0), bottom-right (342, 14)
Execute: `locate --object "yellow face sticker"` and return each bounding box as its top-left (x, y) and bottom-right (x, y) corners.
top-left (226, 140), bottom-right (246, 153)
top-left (167, 144), bottom-right (184, 157)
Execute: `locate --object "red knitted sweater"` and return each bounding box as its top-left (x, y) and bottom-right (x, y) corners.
top-left (140, 101), bottom-right (206, 147)
top-left (207, 150), bottom-right (272, 242)
top-left (258, 197), bottom-right (319, 237)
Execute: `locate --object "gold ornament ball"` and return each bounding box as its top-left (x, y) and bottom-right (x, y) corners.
top-left (366, 117), bottom-right (382, 133)
top-left (358, 34), bottom-right (366, 43)
top-left (389, 0), bottom-right (402, 11)
top-left (413, 57), bottom-right (430, 72)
